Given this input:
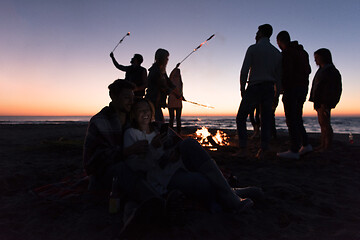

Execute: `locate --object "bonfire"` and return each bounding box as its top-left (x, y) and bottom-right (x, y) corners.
top-left (195, 126), bottom-right (229, 151)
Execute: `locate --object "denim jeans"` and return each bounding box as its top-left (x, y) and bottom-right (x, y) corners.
top-left (167, 168), bottom-right (215, 208)
top-left (236, 82), bottom-right (275, 150)
top-left (99, 138), bottom-right (216, 203)
top-left (282, 87), bottom-right (309, 152)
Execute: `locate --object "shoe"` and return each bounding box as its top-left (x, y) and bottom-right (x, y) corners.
top-left (277, 150), bottom-right (300, 159)
top-left (299, 144), bottom-right (313, 156)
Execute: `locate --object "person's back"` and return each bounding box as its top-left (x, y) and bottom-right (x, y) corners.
top-left (125, 65), bottom-right (147, 97)
top-left (310, 63), bottom-right (342, 109)
top-left (282, 41), bottom-right (311, 90)
top-left (241, 38), bottom-right (282, 87)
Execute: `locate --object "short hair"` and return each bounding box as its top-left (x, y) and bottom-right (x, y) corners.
top-left (277, 31), bottom-right (291, 44)
top-left (155, 48), bottom-right (169, 64)
top-left (314, 48), bottom-right (333, 65)
top-left (129, 98), bottom-right (155, 129)
top-left (258, 24), bottom-right (273, 38)
top-left (108, 79), bottom-right (135, 99)
top-left (133, 54), bottom-right (143, 64)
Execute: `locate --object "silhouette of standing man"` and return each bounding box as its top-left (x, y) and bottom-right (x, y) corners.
top-left (234, 24), bottom-right (282, 160)
top-left (110, 52), bottom-right (147, 98)
top-left (276, 31), bottom-right (313, 159)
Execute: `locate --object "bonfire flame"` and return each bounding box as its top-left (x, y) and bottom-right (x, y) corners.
top-left (195, 126), bottom-right (229, 150)
top-left (213, 130), bottom-right (229, 146)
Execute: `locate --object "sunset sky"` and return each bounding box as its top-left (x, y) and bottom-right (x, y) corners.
top-left (1, 0), bottom-right (359, 117)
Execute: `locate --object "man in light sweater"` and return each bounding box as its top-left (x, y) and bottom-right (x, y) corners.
top-left (235, 24), bottom-right (282, 160)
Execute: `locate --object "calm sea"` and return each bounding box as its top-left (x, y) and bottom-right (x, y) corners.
top-left (1, 116), bottom-right (360, 134)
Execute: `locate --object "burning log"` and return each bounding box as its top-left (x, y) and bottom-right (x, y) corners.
top-left (195, 126), bottom-right (229, 151)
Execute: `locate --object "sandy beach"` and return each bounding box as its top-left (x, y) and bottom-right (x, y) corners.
top-left (0, 123), bottom-right (360, 240)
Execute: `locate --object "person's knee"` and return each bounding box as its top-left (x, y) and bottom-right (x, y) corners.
top-left (180, 138), bottom-right (209, 171)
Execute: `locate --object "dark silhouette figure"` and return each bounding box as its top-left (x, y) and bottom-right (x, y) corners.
top-left (110, 52), bottom-right (147, 98)
top-left (276, 30), bottom-right (312, 159)
top-left (309, 48), bottom-right (342, 151)
top-left (168, 63), bottom-right (184, 133)
top-left (145, 49), bottom-right (176, 123)
top-left (249, 105), bottom-right (260, 139)
top-left (234, 24), bottom-right (282, 160)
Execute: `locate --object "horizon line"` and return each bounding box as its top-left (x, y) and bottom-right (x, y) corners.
top-left (1, 114), bottom-right (360, 117)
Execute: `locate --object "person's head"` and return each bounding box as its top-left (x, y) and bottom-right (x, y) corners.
top-left (108, 79), bottom-right (135, 113)
top-left (256, 24), bottom-right (273, 40)
top-left (276, 31), bottom-right (291, 51)
top-left (130, 54), bottom-right (143, 66)
top-left (314, 48), bottom-right (333, 67)
top-left (130, 98), bottom-right (155, 129)
top-left (154, 48), bottom-right (169, 66)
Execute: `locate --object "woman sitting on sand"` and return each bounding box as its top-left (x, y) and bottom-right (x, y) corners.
top-left (123, 98), bottom-right (222, 212)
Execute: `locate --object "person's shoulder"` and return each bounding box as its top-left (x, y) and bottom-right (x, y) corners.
top-left (90, 106), bottom-right (110, 121)
top-left (247, 43), bottom-right (257, 50)
top-left (124, 127), bottom-right (139, 139)
top-left (328, 65), bottom-right (342, 78)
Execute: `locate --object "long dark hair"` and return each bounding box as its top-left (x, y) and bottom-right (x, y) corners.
top-left (129, 98), bottom-right (155, 130)
top-left (314, 48), bottom-right (333, 65)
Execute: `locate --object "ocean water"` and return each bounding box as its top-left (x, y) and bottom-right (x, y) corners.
top-left (1, 116), bottom-right (360, 134)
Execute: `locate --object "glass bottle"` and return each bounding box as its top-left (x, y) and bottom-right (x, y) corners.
top-left (109, 176), bottom-right (120, 214)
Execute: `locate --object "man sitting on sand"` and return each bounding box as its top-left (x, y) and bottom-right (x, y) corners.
top-left (83, 79), bottom-right (256, 237)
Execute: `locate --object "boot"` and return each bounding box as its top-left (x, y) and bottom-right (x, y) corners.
top-left (199, 159), bottom-right (253, 212)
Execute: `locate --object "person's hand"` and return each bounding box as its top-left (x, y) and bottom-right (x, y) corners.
top-left (110, 52), bottom-right (114, 58)
top-left (175, 63), bottom-right (181, 68)
top-left (168, 149), bottom-right (180, 163)
top-left (129, 140), bottom-right (149, 155)
top-left (151, 133), bottom-right (166, 148)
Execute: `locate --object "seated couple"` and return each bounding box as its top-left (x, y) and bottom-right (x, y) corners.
top-left (83, 79), bottom-right (261, 236)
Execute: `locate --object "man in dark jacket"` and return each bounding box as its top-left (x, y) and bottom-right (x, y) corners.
top-left (110, 52), bottom-right (147, 98)
top-left (276, 31), bottom-right (313, 159)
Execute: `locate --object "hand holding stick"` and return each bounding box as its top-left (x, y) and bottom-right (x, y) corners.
top-left (111, 32), bottom-right (130, 53)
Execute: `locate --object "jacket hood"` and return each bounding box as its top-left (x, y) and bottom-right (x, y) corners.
top-left (289, 41), bottom-right (305, 51)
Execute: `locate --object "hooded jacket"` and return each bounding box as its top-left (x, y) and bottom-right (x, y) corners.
top-left (309, 64), bottom-right (342, 109)
top-left (281, 41), bottom-right (311, 91)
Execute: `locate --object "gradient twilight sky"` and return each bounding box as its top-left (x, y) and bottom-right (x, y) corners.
top-left (1, 0), bottom-right (359, 117)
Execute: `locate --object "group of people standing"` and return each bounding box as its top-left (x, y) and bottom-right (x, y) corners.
top-left (234, 24), bottom-right (342, 160)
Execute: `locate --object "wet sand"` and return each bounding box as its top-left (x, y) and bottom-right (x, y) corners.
top-left (0, 124), bottom-right (360, 240)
